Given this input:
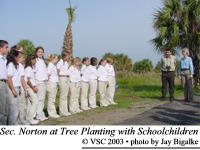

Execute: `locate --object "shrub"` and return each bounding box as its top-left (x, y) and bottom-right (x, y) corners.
top-left (133, 59), bottom-right (153, 74)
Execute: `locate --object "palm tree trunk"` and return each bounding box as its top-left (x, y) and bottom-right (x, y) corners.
top-left (62, 24), bottom-right (73, 59)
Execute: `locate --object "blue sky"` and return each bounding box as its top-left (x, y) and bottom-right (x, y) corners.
top-left (0, 0), bottom-right (163, 65)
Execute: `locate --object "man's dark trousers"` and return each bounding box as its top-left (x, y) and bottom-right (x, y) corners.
top-left (162, 71), bottom-right (175, 98)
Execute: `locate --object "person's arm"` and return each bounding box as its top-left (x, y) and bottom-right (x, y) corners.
top-left (21, 76), bottom-right (28, 97)
top-left (7, 76), bottom-right (17, 97)
top-left (189, 58), bottom-right (194, 77)
top-left (27, 77), bottom-right (38, 93)
top-left (56, 60), bottom-right (62, 75)
top-left (97, 66), bottom-right (102, 79)
top-left (160, 58), bottom-right (163, 70)
top-left (7, 63), bottom-right (17, 97)
top-left (47, 64), bottom-right (52, 80)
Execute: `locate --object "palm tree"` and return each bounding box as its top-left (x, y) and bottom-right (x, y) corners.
top-left (62, 0), bottom-right (77, 59)
top-left (18, 39), bottom-right (35, 58)
top-left (152, 0), bottom-right (200, 85)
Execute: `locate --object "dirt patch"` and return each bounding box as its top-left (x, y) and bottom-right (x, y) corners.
top-left (39, 100), bottom-right (168, 125)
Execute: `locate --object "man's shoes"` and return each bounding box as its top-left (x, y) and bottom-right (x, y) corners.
top-left (160, 96), bottom-right (166, 101)
top-left (169, 97), bottom-right (174, 102)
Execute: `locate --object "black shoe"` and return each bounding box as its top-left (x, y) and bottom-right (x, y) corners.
top-left (160, 96), bottom-right (166, 101)
top-left (185, 99), bottom-right (189, 102)
top-left (169, 97), bottom-right (174, 102)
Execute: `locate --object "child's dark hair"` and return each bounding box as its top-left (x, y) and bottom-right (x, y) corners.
top-left (6, 49), bottom-right (19, 69)
top-left (90, 57), bottom-right (97, 66)
top-left (0, 40), bottom-right (8, 48)
top-left (25, 55), bottom-right (36, 69)
top-left (98, 58), bottom-right (107, 66)
top-left (82, 57), bottom-right (89, 64)
top-left (35, 46), bottom-right (44, 59)
top-left (11, 45), bottom-right (23, 51)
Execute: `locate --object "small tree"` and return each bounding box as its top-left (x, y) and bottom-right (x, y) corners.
top-left (103, 53), bottom-right (133, 72)
top-left (18, 39), bottom-right (35, 58)
top-left (133, 59), bottom-right (153, 74)
top-left (154, 61), bottom-right (161, 73)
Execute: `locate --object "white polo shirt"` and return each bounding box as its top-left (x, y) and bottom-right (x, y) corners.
top-left (81, 65), bottom-right (90, 82)
top-left (35, 58), bottom-right (48, 81)
top-left (56, 59), bottom-right (69, 76)
top-left (25, 66), bottom-right (37, 86)
top-left (97, 65), bottom-right (108, 82)
top-left (47, 62), bottom-right (58, 83)
top-left (105, 63), bottom-right (115, 77)
top-left (88, 65), bottom-right (98, 80)
top-left (7, 62), bottom-right (21, 87)
top-left (0, 55), bottom-right (7, 80)
top-left (67, 66), bottom-right (81, 83)
top-left (19, 63), bottom-right (25, 77)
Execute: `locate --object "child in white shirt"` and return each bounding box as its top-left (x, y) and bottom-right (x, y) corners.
top-left (0, 40), bottom-right (9, 125)
top-left (7, 49), bottom-right (21, 125)
top-left (105, 58), bottom-right (117, 105)
top-left (68, 57), bottom-right (82, 114)
top-left (57, 51), bottom-right (71, 116)
top-left (18, 52), bottom-right (29, 125)
top-left (46, 54), bottom-right (59, 118)
top-left (88, 57), bottom-right (98, 109)
top-left (25, 55), bottom-right (39, 125)
top-left (80, 57), bottom-right (91, 110)
top-left (97, 59), bottom-right (109, 107)
top-left (35, 47), bottom-right (48, 121)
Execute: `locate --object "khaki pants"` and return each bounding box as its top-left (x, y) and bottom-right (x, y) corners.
top-left (181, 70), bottom-right (194, 101)
top-left (81, 81), bottom-right (89, 109)
top-left (8, 87), bottom-right (20, 125)
top-left (69, 82), bottom-right (81, 113)
top-left (0, 82), bottom-right (9, 125)
top-left (105, 76), bottom-right (116, 103)
top-left (89, 80), bottom-right (97, 108)
top-left (59, 77), bottom-right (70, 115)
top-left (26, 87), bottom-right (39, 121)
top-left (47, 81), bottom-right (58, 117)
top-left (36, 80), bottom-right (47, 119)
top-left (98, 81), bottom-right (108, 106)
top-left (19, 87), bottom-right (28, 125)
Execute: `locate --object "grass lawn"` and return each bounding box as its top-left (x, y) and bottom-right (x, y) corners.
top-left (40, 73), bottom-right (184, 125)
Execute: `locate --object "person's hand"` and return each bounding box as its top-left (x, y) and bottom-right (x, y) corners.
top-left (25, 90), bottom-right (28, 97)
top-left (33, 86), bottom-right (38, 93)
top-left (12, 89), bottom-right (18, 97)
top-left (190, 74), bottom-right (193, 79)
top-left (179, 75), bottom-right (181, 80)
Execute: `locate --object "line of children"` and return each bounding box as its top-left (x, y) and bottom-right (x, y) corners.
top-left (0, 40), bottom-right (117, 125)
